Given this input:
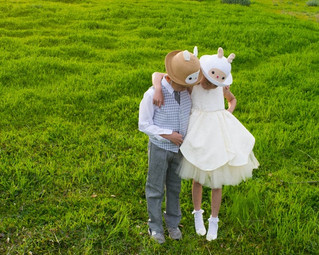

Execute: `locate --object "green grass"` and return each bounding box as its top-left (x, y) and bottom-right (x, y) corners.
top-left (0, 0), bottom-right (318, 254)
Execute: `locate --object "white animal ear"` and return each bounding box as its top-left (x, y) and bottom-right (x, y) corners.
top-left (193, 46), bottom-right (198, 57)
top-left (217, 47), bottom-right (224, 58)
top-left (227, 53), bottom-right (235, 63)
top-left (183, 50), bottom-right (191, 61)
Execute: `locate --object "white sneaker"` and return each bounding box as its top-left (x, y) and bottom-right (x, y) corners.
top-left (206, 216), bottom-right (219, 241)
top-left (192, 209), bottom-right (206, 236)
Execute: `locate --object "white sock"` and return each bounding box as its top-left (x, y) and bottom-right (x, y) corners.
top-left (192, 209), bottom-right (206, 236)
top-left (207, 215), bottom-right (219, 241)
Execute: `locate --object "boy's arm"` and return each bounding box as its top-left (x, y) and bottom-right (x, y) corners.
top-left (223, 86), bottom-right (237, 113)
top-left (138, 89), bottom-right (172, 140)
top-left (152, 72), bottom-right (165, 107)
top-left (139, 89), bottom-right (183, 146)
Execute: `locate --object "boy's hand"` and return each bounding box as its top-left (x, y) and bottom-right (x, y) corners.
top-left (161, 132), bottom-right (183, 146)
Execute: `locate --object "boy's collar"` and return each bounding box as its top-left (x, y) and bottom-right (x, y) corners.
top-left (161, 76), bottom-right (174, 94)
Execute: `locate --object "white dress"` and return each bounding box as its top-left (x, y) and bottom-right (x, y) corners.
top-left (179, 84), bottom-right (259, 188)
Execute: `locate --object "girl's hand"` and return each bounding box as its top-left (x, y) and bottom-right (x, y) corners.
top-left (152, 72), bottom-right (165, 107)
top-left (153, 88), bottom-right (164, 107)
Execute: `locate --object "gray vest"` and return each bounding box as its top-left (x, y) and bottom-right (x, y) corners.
top-left (150, 86), bottom-right (192, 153)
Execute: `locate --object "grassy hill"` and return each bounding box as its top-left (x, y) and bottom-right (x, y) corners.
top-left (0, 0), bottom-right (318, 254)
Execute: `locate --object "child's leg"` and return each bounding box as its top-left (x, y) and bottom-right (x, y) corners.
top-left (192, 180), bottom-right (206, 235)
top-left (165, 151), bottom-right (183, 240)
top-left (164, 151), bottom-right (182, 229)
top-left (146, 143), bottom-right (168, 235)
top-left (192, 180), bottom-right (203, 210)
top-left (207, 188), bottom-right (222, 241)
top-left (211, 188), bottom-right (222, 217)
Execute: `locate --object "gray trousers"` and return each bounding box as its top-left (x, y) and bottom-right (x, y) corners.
top-left (146, 142), bottom-right (182, 234)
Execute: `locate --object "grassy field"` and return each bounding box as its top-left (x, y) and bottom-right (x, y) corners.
top-left (0, 0), bottom-right (318, 254)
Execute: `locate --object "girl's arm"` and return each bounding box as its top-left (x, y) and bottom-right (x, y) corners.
top-left (223, 86), bottom-right (237, 113)
top-left (152, 72), bottom-right (166, 107)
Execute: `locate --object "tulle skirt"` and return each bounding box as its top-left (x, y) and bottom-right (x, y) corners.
top-left (178, 151), bottom-right (259, 189)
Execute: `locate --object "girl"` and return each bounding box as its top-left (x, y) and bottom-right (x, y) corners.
top-left (152, 47), bottom-right (259, 241)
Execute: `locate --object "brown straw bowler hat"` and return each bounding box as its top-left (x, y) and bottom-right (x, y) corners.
top-left (165, 50), bottom-right (203, 86)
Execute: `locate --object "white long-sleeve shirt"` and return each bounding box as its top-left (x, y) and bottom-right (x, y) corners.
top-left (138, 78), bottom-right (173, 141)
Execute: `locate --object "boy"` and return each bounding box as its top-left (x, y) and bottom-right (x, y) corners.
top-left (138, 48), bottom-right (202, 243)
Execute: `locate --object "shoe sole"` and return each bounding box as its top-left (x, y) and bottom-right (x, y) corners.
top-left (169, 236), bottom-right (182, 240)
top-left (151, 236), bottom-right (165, 244)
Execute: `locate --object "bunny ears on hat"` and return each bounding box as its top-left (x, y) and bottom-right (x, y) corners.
top-left (200, 47), bottom-right (235, 87)
top-left (165, 46), bottom-right (203, 86)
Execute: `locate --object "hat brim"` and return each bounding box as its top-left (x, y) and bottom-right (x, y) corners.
top-left (202, 69), bottom-right (232, 87)
top-left (165, 51), bottom-right (202, 86)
